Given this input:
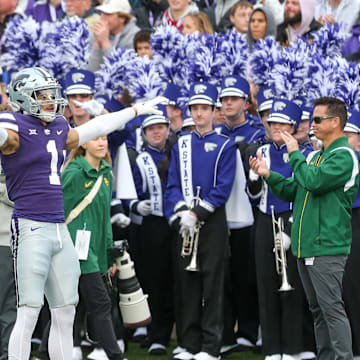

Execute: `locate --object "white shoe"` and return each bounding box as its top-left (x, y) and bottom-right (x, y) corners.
top-left (117, 339), bottom-right (125, 353)
top-left (282, 354), bottom-right (301, 360)
top-left (72, 346), bottom-right (83, 360)
top-left (87, 348), bottom-right (108, 360)
top-left (173, 351), bottom-right (194, 360)
top-left (220, 343), bottom-right (239, 355)
top-left (149, 343), bottom-right (166, 355)
top-left (236, 337), bottom-right (255, 347)
top-left (133, 326), bottom-right (147, 336)
top-left (193, 351), bottom-right (221, 360)
top-left (265, 355), bottom-right (281, 360)
top-left (173, 346), bottom-right (186, 355)
top-left (299, 352), bottom-right (316, 359)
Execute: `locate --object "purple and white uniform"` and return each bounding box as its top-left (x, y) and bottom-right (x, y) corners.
top-left (0, 111), bottom-right (69, 222)
top-left (0, 111), bottom-right (80, 309)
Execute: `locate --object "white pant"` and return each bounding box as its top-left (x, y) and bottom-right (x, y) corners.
top-left (11, 218), bottom-right (80, 307)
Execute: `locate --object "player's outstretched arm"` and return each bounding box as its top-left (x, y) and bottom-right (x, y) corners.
top-left (0, 128), bottom-right (19, 155)
top-left (65, 97), bottom-right (165, 150)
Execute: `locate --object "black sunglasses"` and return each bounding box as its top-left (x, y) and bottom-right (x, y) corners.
top-left (312, 116), bottom-right (335, 124)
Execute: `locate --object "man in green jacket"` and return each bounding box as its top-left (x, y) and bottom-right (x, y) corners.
top-left (250, 97), bottom-right (359, 360)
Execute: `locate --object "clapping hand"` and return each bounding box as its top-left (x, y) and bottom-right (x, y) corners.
top-left (249, 152), bottom-right (270, 178)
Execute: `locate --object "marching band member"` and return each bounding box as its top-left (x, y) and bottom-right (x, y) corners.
top-left (216, 76), bottom-right (258, 354)
top-left (215, 75), bottom-right (265, 144)
top-left (165, 82), bottom-right (236, 360)
top-left (129, 114), bottom-right (174, 356)
top-left (250, 96), bottom-right (358, 360)
top-left (247, 99), bottom-right (315, 360)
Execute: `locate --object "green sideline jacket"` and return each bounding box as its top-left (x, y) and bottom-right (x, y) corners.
top-left (62, 156), bottom-right (113, 274)
top-left (265, 137), bottom-right (359, 259)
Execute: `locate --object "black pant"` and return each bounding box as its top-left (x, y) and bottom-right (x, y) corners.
top-left (222, 226), bottom-right (259, 346)
top-left (343, 207), bottom-right (360, 356)
top-left (255, 211), bottom-right (315, 355)
top-left (38, 272), bottom-right (123, 360)
top-left (176, 207), bottom-right (228, 357)
top-left (136, 215), bottom-right (174, 346)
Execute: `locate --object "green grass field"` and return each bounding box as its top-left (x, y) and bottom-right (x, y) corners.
top-left (31, 340), bottom-right (265, 360)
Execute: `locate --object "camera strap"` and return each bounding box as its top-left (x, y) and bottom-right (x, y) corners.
top-left (65, 174), bottom-right (103, 225)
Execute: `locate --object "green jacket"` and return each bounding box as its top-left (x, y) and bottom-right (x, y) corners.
top-left (62, 156), bottom-right (113, 274)
top-left (266, 137), bottom-right (359, 258)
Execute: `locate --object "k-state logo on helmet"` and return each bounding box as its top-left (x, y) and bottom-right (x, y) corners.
top-left (274, 101), bottom-right (286, 111)
top-left (13, 74), bottom-right (30, 91)
top-left (263, 89), bottom-right (273, 99)
top-left (72, 73), bottom-right (85, 83)
top-left (194, 84), bottom-right (207, 94)
top-left (224, 77), bottom-right (237, 87)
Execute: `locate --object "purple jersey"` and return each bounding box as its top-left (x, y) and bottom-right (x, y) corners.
top-left (0, 112), bottom-right (70, 222)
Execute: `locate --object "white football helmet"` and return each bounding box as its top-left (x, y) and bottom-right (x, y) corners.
top-left (8, 67), bottom-right (65, 122)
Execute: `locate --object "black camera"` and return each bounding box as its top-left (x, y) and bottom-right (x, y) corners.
top-left (109, 240), bottom-right (152, 328)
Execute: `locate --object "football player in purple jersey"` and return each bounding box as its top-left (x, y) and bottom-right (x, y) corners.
top-left (0, 67), bottom-right (163, 360)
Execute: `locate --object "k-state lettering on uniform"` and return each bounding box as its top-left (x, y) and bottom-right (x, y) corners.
top-left (131, 145), bottom-right (174, 348)
top-left (164, 130), bottom-right (236, 356)
top-left (0, 111), bottom-right (80, 308)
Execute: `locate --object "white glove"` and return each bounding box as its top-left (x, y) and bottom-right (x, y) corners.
top-left (179, 210), bottom-right (197, 238)
top-left (73, 99), bottom-right (104, 117)
top-left (137, 200), bottom-right (152, 216)
top-left (276, 231), bottom-right (291, 251)
top-left (111, 213), bottom-right (131, 228)
top-left (133, 96), bottom-right (167, 116)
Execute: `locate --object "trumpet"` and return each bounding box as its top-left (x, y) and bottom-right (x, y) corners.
top-left (270, 205), bottom-right (294, 292)
top-left (181, 186), bottom-right (202, 272)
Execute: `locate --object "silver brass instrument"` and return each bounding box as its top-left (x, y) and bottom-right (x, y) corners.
top-left (181, 186), bottom-right (202, 272)
top-left (270, 205), bottom-right (294, 292)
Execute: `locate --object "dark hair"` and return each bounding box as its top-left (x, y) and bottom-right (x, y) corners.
top-left (133, 30), bottom-right (152, 51)
top-left (313, 97), bottom-right (348, 130)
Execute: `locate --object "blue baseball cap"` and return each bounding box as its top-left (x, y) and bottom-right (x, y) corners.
top-left (96, 95), bottom-right (124, 112)
top-left (163, 83), bottom-right (182, 108)
top-left (268, 98), bottom-right (302, 128)
top-left (188, 82), bottom-right (218, 107)
top-left (257, 86), bottom-right (274, 112)
top-left (64, 69), bottom-right (95, 95)
top-left (219, 75), bottom-right (249, 100)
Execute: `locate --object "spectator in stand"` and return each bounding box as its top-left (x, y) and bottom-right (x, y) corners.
top-left (203, 0), bottom-right (239, 33)
top-left (162, 0), bottom-right (199, 31)
top-left (133, 29), bottom-right (153, 58)
top-left (63, 0), bottom-right (100, 29)
top-left (276, 0), bottom-right (321, 46)
top-left (64, 69), bottom-right (96, 126)
top-left (229, 1), bottom-right (253, 34)
top-left (247, 5), bottom-right (276, 49)
top-left (130, 0), bottom-right (168, 30)
top-left (315, 0), bottom-right (360, 36)
top-left (257, 0), bottom-right (284, 26)
top-left (26, 0), bottom-right (64, 23)
top-left (0, 0), bottom-right (21, 40)
top-left (88, 0), bottom-right (140, 72)
top-left (342, 13), bottom-right (360, 62)
top-left (182, 11), bottom-right (213, 34)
